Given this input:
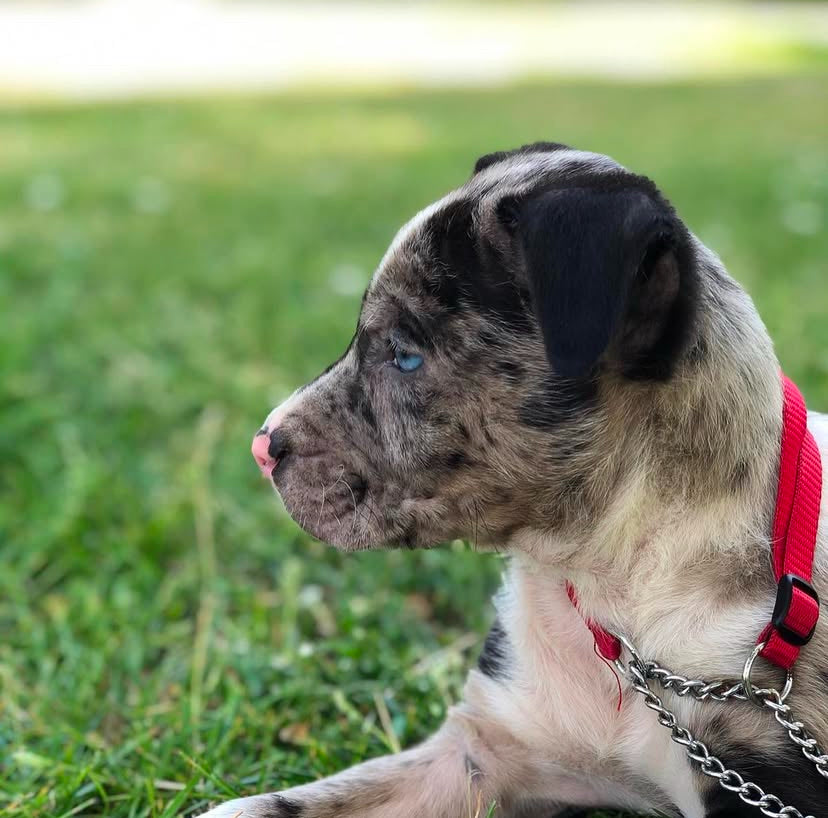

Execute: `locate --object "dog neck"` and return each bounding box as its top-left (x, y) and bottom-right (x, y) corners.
top-left (510, 259), bottom-right (785, 670)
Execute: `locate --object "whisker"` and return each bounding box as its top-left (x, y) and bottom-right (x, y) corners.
top-left (335, 474), bottom-right (359, 534)
top-left (317, 481), bottom-right (327, 528)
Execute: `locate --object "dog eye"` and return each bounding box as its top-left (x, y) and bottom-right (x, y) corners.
top-left (393, 349), bottom-right (424, 372)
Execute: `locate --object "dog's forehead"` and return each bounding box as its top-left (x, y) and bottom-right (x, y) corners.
top-left (365, 147), bottom-right (624, 308)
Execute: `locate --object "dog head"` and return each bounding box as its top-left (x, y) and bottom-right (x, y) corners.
top-left (252, 143), bottom-right (702, 551)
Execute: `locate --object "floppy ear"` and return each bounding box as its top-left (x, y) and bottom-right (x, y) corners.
top-left (518, 186), bottom-right (690, 379)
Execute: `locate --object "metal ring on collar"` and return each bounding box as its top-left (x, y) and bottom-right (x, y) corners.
top-left (613, 632), bottom-right (644, 672)
top-left (742, 641), bottom-right (794, 706)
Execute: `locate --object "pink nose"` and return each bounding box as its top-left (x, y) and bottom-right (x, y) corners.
top-left (252, 431), bottom-right (277, 475)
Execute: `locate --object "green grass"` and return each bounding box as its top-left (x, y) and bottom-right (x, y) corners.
top-left (1, 77), bottom-right (827, 818)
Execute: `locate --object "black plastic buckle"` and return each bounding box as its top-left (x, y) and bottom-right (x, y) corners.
top-left (771, 573), bottom-right (820, 647)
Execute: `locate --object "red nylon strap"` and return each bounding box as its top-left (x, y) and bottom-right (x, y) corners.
top-left (566, 582), bottom-right (621, 662)
top-left (570, 375), bottom-right (822, 670)
top-left (758, 376), bottom-right (822, 669)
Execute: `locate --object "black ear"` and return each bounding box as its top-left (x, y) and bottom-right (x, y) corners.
top-left (518, 186), bottom-right (691, 379)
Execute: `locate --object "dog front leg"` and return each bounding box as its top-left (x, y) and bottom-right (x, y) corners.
top-left (196, 719), bottom-right (502, 818)
top-left (195, 707), bottom-right (606, 818)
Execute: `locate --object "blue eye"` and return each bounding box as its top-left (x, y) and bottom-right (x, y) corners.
top-left (393, 349), bottom-right (424, 372)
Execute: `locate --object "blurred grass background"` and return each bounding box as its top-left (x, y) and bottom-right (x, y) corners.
top-left (1, 76), bottom-right (827, 817)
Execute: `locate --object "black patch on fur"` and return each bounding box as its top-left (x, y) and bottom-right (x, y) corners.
top-left (730, 460), bottom-right (750, 490)
top-left (496, 194), bottom-right (522, 234)
top-left (346, 473), bottom-right (368, 506)
top-left (477, 619), bottom-right (511, 680)
top-left (428, 199), bottom-right (533, 331)
top-left (388, 523), bottom-right (419, 551)
top-left (427, 200), bottom-right (476, 315)
top-left (343, 378), bottom-right (379, 432)
top-left (703, 743), bottom-right (828, 817)
top-left (399, 528), bottom-right (417, 549)
top-left (431, 411), bottom-right (452, 427)
top-left (428, 448), bottom-right (473, 475)
top-left (494, 358), bottom-right (524, 382)
top-left (519, 375), bottom-right (598, 429)
top-left (687, 335), bottom-right (709, 366)
top-left (550, 812), bottom-right (595, 818)
top-left (554, 438), bottom-right (591, 460)
top-left (395, 302), bottom-right (437, 351)
top-left (444, 450), bottom-right (467, 471)
top-left (264, 794), bottom-right (303, 817)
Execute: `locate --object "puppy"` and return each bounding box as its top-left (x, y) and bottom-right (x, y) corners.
top-left (202, 143), bottom-right (828, 817)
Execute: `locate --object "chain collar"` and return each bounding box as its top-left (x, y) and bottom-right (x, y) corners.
top-left (612, 634), bottom-right (827, 818)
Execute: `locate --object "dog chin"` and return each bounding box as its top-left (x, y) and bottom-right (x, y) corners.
top-left (305, 517), bottom-right (422, 553)
top-left (274, 481), bottom-right (447, 552)
top-left (275, 496), bottom-right (380, 552)
top-left (316, 527), bottom-right (377, 552)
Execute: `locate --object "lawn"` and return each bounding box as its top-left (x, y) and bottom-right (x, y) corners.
top-left (1, 77), bottom-right (827, 818)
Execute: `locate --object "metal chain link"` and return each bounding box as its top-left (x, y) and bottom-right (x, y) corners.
top-left (643, 663), bottom-right (747, 702)
top-left (747, 690), bottom-right (828, 780)
top-left (613, 636), bottom-right (828, 818)
top-left (631, 652), bottom-right (828, 780)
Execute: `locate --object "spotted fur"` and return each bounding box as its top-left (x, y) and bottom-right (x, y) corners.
top-left (201, 145), bottom-right (828, 817)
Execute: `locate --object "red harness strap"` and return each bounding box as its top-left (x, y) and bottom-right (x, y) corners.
top-left (571, 375), bottom-right (822, 670)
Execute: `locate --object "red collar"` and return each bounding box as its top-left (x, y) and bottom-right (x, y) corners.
top-left (570, 374), bottom-right (822, 671)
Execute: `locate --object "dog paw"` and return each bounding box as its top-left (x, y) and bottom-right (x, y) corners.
top-left (196, 794), bottom-right (303, 818)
